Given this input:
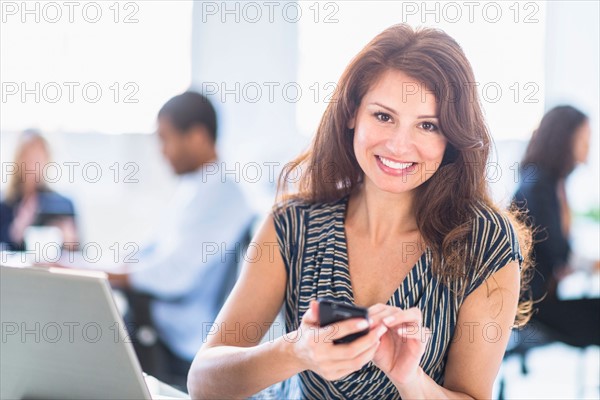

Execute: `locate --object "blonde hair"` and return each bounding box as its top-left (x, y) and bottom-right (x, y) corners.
top-left (4, 130), bottom-right (51, 204)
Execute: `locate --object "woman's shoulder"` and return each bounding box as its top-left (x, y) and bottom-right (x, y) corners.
top-left (462, 201), bottom-right (523, 297)
top-left (271, 196), bottom-right (347, 242)
top-left (270, 196), bottom-right (346, 265)
top-left (272, 196), bottom-right (346, 219)
top-left (467, 201), bottom-right (522, 261)
top-left (467, 201), bottom-right (523, 266)
top-left (37, 190), bottom-right (76, 215)
top-left (0, 199), bottom-right (12, 214)
top-left (469, 201), bottom-right (517, 236)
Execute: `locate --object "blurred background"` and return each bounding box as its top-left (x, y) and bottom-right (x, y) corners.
top-left (1, 1), bottom-right (598, 398)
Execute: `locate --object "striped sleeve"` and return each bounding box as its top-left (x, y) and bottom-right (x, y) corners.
top-left (272, 200), bottom-right (303, 276)
top-left (466, 210), bottom-right (523, 298)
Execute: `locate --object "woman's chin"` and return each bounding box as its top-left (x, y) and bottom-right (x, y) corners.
top-left (366, 179), bottom-right (419, 196)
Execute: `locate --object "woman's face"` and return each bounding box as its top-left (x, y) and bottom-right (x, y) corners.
top-left (350, 69), bottom-right (448, 196)
top-left (19, 140), bottom-right (49, 193)
top-left (573, 120), bottom-right (591, 165)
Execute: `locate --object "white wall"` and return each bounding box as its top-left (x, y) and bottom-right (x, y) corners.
top-left (544, 0), bottom-right (600, 214)
top-left (190, 1), bottom-right (308, 214)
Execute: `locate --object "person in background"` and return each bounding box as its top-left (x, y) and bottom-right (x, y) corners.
top-left (0, 130), bottom-right (78, 251)
top-left (109, 91), bottom-right (255, 389)
top-left (512, 105), bottom-right (599, 347)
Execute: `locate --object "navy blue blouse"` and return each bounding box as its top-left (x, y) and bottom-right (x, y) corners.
top-left (272, 196), bottom-right (522, 399)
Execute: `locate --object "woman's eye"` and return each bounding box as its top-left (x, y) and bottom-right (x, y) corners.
top-left (420, 121), bottom-right (438, 132)
top-left (374, 112), bottom-right (391, 123)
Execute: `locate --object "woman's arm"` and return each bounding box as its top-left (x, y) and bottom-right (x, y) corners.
top-left (188, 214), bottom-right (388, 399)
top-left (189, 334), bottom-right (305, 399)
top-left (393, 260), bottom-right (520, 399)
top-left (187, 214), bottom-right (296, 398)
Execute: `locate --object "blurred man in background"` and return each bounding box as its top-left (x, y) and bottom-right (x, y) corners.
top-left (111, 91), bottom-right (255, 389)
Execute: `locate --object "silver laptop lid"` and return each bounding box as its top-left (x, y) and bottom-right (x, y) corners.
top-left (1, 265), bottom-right (152, 400)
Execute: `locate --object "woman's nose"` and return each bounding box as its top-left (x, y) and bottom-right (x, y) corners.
top-left (385, 125), bottom-right (414, 153)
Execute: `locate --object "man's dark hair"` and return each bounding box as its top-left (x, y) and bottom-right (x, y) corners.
top-left (158, 91), bottom-right (218, 142)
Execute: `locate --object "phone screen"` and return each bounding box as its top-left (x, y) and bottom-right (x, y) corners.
top-left (318, 299), bottom-right (369, 344)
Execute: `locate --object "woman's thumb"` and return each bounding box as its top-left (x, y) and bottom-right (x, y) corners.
top-left (302, 300), bottom-right (320, 326)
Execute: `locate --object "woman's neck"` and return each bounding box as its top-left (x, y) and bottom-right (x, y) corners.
top-left (347, 181), bottom-right (418, 245)
top-left (21, 185), bottom-right (38, 200)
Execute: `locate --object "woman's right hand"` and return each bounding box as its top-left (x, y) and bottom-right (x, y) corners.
top-left (290, 300), bottom-right (387, 381)
top-left (9, 195), bottom-right (38, 243)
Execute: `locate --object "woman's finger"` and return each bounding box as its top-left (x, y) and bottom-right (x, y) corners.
top-left (368, 306), bottom-right (421, 329)
top-left (321, 317), bottom-right (371, 344)
top-left (379, 307), bottom-right (423, 329)
top-left (301, 300), bottom-right (320, 326)
top-left (367, 303), bottom-right (388, 315)
top-left (395, 325), bottom-right (432, 346)
top-left (367, 307), bottom-right (397, 326)
top-left (326, 324), bottom-right (387, 360)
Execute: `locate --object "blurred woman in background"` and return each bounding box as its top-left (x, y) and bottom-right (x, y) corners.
top-left (512, 105), bottom-right (599, 347)
top-left (0, 130), bottom-right (78, 251)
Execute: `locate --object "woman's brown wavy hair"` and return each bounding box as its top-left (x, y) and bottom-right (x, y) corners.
top-left (277, 24), bottom-right (532, 326)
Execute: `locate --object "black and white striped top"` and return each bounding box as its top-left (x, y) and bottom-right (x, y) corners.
top-left (272, 196), bottom-right (522, 399)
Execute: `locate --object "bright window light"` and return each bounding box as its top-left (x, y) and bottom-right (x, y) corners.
top-left (296, 1), bottom-right (547, 141)
top-left (1, 1), bottom-right (192, 135)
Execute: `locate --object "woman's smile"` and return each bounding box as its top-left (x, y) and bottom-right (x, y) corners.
top-left (351, 69), bottom-right (447, 195)
top-left (375, 155), bottom-right (418, 177)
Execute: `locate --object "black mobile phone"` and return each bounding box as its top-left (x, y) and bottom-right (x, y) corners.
top-left (318, 299), bottom-right (369, 344)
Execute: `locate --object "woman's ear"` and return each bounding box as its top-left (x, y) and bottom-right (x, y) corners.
top-left (347, 116), bottom-right (356, 130)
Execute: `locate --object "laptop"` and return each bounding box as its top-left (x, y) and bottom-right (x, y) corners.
top-left (0, 264), bottom-right (189, 400)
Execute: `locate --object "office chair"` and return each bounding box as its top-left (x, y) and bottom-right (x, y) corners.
top-left (497, 319), bottom-right (593, 399)
top-left (123, 220), bottom-right (256, 390)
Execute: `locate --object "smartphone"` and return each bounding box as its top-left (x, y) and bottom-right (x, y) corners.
top-left (318, 299), bottom-right (369, 344)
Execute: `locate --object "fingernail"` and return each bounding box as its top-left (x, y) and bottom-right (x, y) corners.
top-left (383, 316), bottom-right (395, 325)
top-left (377, 326), bottom-right (387, 337)
top-left (357, 320), bottom-right (369, 330)
top-left (397, 327), bottom-right (412, 335)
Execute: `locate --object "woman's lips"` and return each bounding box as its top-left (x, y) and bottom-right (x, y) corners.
top-left (376, 155), bottom-right (418, 176)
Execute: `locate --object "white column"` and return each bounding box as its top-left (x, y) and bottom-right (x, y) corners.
top-left (545, 1), bottom-right (600, 212)
top-left (190, 1), bottom-right (306, 210)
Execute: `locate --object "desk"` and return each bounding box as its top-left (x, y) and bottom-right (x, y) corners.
top-left (558, 218), bottom-right (600, 300)
top-left (145, 375), bottom-right (190, 399)
top-left (0, 258), bottom-right (189, 400)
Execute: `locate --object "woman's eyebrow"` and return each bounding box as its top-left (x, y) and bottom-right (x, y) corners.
top-left (370, 102), bottom-right (398, 115)
top-left (370, 102), bottom-right (439, 120)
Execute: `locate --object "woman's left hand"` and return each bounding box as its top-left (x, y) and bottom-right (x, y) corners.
top-left (368, 304), bottom-right (430, 385)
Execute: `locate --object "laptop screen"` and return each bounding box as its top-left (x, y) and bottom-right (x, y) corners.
top-left (0, 265), bottom-right (152, 400)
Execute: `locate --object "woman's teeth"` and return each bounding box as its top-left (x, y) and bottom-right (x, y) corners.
top-left (378, 156), bottom-right (414, 170)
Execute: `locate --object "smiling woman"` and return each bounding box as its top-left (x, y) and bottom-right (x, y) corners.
top-left (350, 70), bottom-right (448, 194)
top-left (187, 24), bottom-right (533, 400)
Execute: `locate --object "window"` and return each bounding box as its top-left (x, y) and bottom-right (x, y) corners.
top-left (1, 1), bottom-right (192, 134)
top-left (296, 1), bottom-right (547, 141)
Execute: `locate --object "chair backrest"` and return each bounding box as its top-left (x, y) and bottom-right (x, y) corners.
top-left (505, 321), bottom-right (560, 356)
top-left (215, 220), bottom-right (254, 311)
